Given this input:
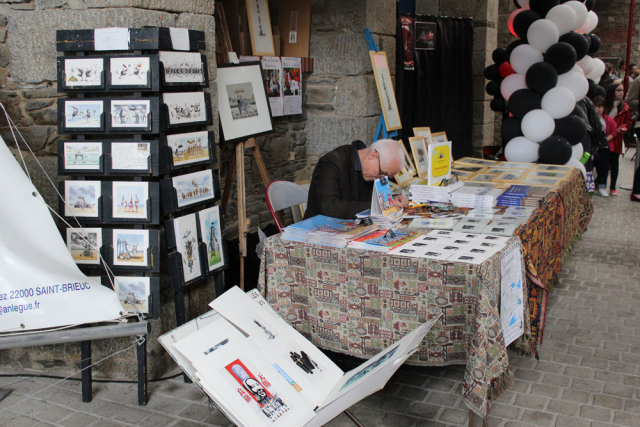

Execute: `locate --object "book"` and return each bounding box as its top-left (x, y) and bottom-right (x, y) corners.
top-left (282, 215), bottom-right (378, 248)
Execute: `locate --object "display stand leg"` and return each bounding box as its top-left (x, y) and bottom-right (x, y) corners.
top-left (236, 141), bottom-right (248, 290)
top-left (81, 340), bottom-right (92, 403)
top-left (344, 409), bottom-right (366, 427)
top-left (221, 146), bottom-right (236, 216)
top-left (172, 288), bottom-right (191, 383)
top-left (137, 337), bottom-right (148, 405)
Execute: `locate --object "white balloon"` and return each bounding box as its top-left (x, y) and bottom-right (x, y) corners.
top-left (557, 71), bottom-right (589, 101)
top-left (527, 19), bottom-right (560, 53)
top-left (510, 44), bottom-right (544, 75)
top-left (577, 55), bottom-right (594, 75)
top-left (586, 11), bottom-right (598, 33)
top-left (546, 4), bottom-right (577, 35)
top-left (542, 87), bottom-right (576, 119)
top-left (571, 142), bottom-right (584, 160)
top-left (571, 64), bottom-right (585, 75)
top-left (505, 136), bottom-right (540, 163)
top-left (566, 157), bottom-right (587, 179)
top-left (522, 109), bottom-right (555, 142)
top-left (500, 73), bottom-right (528, 101)
top-left (565, 1), bottom-right (588, 31)
top-left (587, 58), bottom-right (605, 80)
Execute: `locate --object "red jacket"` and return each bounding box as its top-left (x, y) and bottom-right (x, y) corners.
top-left (610, 102), bottom-right (633, 154)
top-left (602, 115), bottom-right (616, 151)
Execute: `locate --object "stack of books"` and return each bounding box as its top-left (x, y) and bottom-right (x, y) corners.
top-left (282, 215), bottom-right (378, 248)
top-left (497, 185), bottom-right (550, 207)
top-left (348, 228), bottom-right (420, 252)
top-left (451, 186), bottom-right (503, 208)
top-left (409, 179), bottom-right (464, 204)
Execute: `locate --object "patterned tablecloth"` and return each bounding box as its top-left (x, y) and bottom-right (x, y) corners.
top-left (258, 236), bottom-right (529, 416)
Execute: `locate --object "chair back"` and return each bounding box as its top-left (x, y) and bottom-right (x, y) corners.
top-left (266, 181), bottom-right (309, 232)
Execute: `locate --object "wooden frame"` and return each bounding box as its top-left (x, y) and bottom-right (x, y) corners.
top-left (409, 136), bottom-right (429, 177)
top-left (413, 127), bottom-right (433, 144)
top-left (370, 51), bottom-right (402, 131)
top-left (431, 131), bottom-right (448, 143)
top-left (246, 0), bottom-right (275, 56)
top-left (394, 166), bottom-right (412, 185)
top-left (401, 143), bottom-right (416, 176)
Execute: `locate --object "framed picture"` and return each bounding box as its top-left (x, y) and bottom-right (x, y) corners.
top-left (159, 51), bottom-right (205, 85)
top-left (166, 131), bottom-right (211, 168)
top-left (496, 162), bottom-right (534, 170)
top-left (409, 136), bottom-right (429, 177)
top-left (415, 22), bottom-right (436, 50)
top-left (455, 157), bottom-right (497, 167)
top-left (401, 143), bottom-right (416, 176)
top-left (394, 167), bottom-right (413, 185)
top-left (246, 0), bottom-right (275, 56)
top-left (453, 165), bottom-right (484, 173)
top-left (112, 181), bottom-right (149, 220)
top-left (63, 142), bottom-right (102, 171)
top-left (494, 171), bottom-right (524, 183)
top-left (451, 170), bottom-right (474, 179)
top-left (114, 276), bottom-right (150, 314)
top-left (62, 57), bottom-right (104, 88)
top-left (109, 56), bottom-right (151, 88)
top-left (431, 131), bottom-right (448, 143)
top-left (172, 169), bottom-right (215, 208)
top-left (521, 177), bottom-right (559, 187)
top-left (62, 100), bottom-right (104, 130)
top-left (110, 99), bottom-right (150, 129)
top-left (469, 173), bottom-right (499, 182)
top-left (413, 127), bottom-right (433, 144)
top-left (110, 142), bottom-right (152, 172)
top-left (113, 229), bottom-right (149, 267)
top-left (163, 92), bottom-right (208, 126)
top-left (66, 227), bottom-right (102, 265)
top-left (528, 170), bottom-right (568, 179)
top-left (217, 62), bottom-right (274, 144)
top-left (173, 213), bottom-right (202, 283)
top-left (370, 51), bottom-right (402, 131)
top-left (64, 180), bottom-right (101, 218)
top-left (535, 164), bottom-right (571, 172)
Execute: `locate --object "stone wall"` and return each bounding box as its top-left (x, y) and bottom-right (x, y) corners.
top-left (591, 0), bottom-right (638, 66)
top-left (417, 0), bottom-right (500, 152)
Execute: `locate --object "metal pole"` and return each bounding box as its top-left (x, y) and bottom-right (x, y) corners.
top-left (623, 0), bottom-right (636, 97)
top-left (0, 322), bottom-right (149, 350)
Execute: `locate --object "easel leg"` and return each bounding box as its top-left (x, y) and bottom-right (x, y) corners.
top-left (172, 288), bottom-right (191, 383)
top-left (236, 141), bottom-right (247, 290)
top-left (81, 340), bottom-right (92, 403)
top-left (344, 409), bottom-right (366, 427)
top-left (221, 146), bottom-right (236, 216)
top-left (137, 337), bottom-right (148, 405)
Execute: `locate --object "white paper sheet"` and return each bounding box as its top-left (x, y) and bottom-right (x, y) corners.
top-left (94, 27), bottom-right (129, 51)
top-left (500, 241), bottom-right (524, 346)
top-left (282, 57), bottom-right (302, 115)
top-left (169, 27), bottom-right (190, 51)
top-left (262, 56), bottom-right (284, 117)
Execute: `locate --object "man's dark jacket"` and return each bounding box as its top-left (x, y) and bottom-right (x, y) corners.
top-left (304, 141), bottom-right (373, 220)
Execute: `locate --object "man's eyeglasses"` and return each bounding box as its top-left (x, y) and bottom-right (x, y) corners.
top-left (373, 149), bottom-right (388, 178)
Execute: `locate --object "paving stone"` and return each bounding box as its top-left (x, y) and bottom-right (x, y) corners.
top-left (561, 389), bottom-right (591, 404)
top-left (514, 369), bottom-right (543, 383)
top-left (563, 366), bottom-right (595, 379)
top-left (378, 412), bottom-right (419, 426)
top-left (593, 394), bottom-right (624, 410)
top-left (546, 400), bottom-right (581, 417)
top-left (513, 394), bottom-right (549, 411)
top-left (556, 416), bottom-right (591, 427)
top-left (625, 399), bottom-right (640, 414)
top-left (541, 373), bottom-right (571, 388)
top-left (58, 412), bottom-right (100, 427)
top-left (614, 410), bottom-right (640, 427)
top-left (521, 410), bottom-right (555, 426)
top-left (407, 402), bottom-right (439, 418)
top-left (530, 383), bottom-right (560, 398)
top-left (426, 391), bottom-right (458, 407)
top-left (581, 405), bottom-right (613, 422)
top-left (438, 408), bottom-right (468, 424)
top-left (397, 386), bottom-right (427, 401)
top-left (571, 378), bottom-right (604, 393)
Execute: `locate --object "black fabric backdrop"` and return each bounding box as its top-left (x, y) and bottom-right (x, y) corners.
top-left (396, 14), bottom-right (474, 160)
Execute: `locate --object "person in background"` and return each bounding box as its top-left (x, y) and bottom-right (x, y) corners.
top-left (600, 64), bottom-right (615, 88)
top-left (603, 83), bottom-right (633, 196)
top-left (574, 96), bottom-right (605, 194)
top-left (593, 96), bottom-right (617, 198)
top-left (630, 165), bottom-right (640, 202)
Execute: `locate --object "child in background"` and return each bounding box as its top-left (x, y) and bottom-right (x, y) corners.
top-left (593, 96), bottom-right (616, 198)
top-left (603, 83), bottom-right (633, 196)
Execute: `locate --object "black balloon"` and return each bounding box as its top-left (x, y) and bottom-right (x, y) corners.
top-left (491, 97), bottom-right (507, 112)
top-left (588, 34), bottom-right (601, 55)
top-left (484, 64), bottom-right (501, 81)
top-left (512, 10), bottom-right (542, 40)
top-left (544, 42), bottom-right (577, 74)
top-left (530, 0), bottom-right (559, 17)
top-left (526, 62), bottom-right (559, 95)
top-left (509, 89), bottom-right (542, 118)
top-left (502, 117), bottom-right (524, 142)
top-left (486, 81), bottom-right (501, 96)
top-left (583, 33), bottom-right (591, 52)
top-left (585, 0), bottom-right (595, 11)
top-left (539, 136), bottom-right (573, 164)
top-left (559, 31), bottom-right (589, 61)
top-left (587, 78), bottom-right (598, 98)
top-left (554, 115), bottom-right (588, 145)
top-left (492, 48), bottom-right (508, 65)
top-left (506, 39), bottom-right (527, 59)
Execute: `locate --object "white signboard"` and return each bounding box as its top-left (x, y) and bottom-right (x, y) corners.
top-left (500, 240), bottom-right (524, 346)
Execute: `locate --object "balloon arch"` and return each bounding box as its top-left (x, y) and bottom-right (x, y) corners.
top-left (485, 0), bottom-right (601, 172)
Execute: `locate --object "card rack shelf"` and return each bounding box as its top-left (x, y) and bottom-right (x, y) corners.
top-left (55, 26), bottom-right (223, 399)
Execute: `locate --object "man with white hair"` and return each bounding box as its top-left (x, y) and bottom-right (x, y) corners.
top-left (304, 139), bottom-right (409, 219)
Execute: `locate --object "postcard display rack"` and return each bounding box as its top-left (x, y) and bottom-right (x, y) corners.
top-left (55, 27), bottom-right (221, 404)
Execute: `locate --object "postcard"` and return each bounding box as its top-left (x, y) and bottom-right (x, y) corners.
top-left (159, 51), bottom-right (204, 84)
top-left (454, 157), bottom-right (496, 166)
top-left (112, 181), bottom-right (149, 219)
top-left (64, 180), bottom-right (101, 218)
top-left (421, 248), bottom-right (455, 261)
top-left (497, 162), bottom-right (534, 170)
top-left (408, 218), bottom-right (457, 229)
top-left (495, 171), bottom-right (524, 182)
top-left (113, 229), bottom-right (149, 267)
top-left (521, 177), bottom-right (559, 187)
top-left (66, 227), bottom-right (101, 265)
top-left (111, 142), bottom-right (150, 170)
top-left (452, 165), bottom-right (484, 173)
top-left (110, 57), bottom-right (150, 86)
top-left (535, 164), bottom-right (572, 172)
top-left (167, 131), bottom-right (210, 167)
top-left (164, 92), bottom-right (207, 125)
top-left (174, 213), bottom-right (202, 283)
top-left (64, 57), bottom-right (103, 87)
top-left (173, 169), bottom-right (215, 208)
top-left (64, 100), bottom-right (103, 128)
top-left (110, 100), bottom-right (150, 128)
top-left (114, 276), bottom-right (149, 314)
top-left (63, 142), bottom-right (102, 170)
top-left (528, 170), bottom-right (567, 179)
top-left (198, 206), bottom-right (225, 272)
top-left (469, 173), bottom-right (498, 182)
top-left (449, 252), bottom-right (488, 265)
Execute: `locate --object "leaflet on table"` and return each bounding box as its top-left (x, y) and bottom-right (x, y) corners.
top-left (371, 178), bottom-right (400, 217)
top-left (350, 229), bottom-right (419, 250)
top-left (500, 241), bottom-right (524, 346)
top-left (285, 215), bottom-right (376, 237)
top-left (453, 217), bottom-right (491, 234)
top-left (408, 217), bottom-right (458, 229)
top-left (262, 56), bottom-right (284, 117)
top-left (282, 57), bottom-right (302, 115)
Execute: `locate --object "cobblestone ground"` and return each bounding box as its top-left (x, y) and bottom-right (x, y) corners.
top-left (1, 151), bottom-right (639, 427)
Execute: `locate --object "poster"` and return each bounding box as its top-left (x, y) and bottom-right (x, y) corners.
top-left (500, 241), bottom-right (524, 346)
top-left (262, 56), bottom-right (283, 117)
top-left (401, 16), bottom-right (415, 70)
top-left (282, 57), bottom-right (302, 115)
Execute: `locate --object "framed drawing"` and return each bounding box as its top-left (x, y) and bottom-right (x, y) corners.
top-left (109, 56), bottom-right (151, 88)
top-left (246, 0), bottom-right (275, 56)
top-left (453, 165), bottom-right (484, 173)
top-left (110, 142), bottom-right (152, 172)
top-left (455, 157), bottom-right (497, 167)
top-left (60, 99), bottom-right (104, 131)
top-left (401, 143), bottom-right (416, 176)
top-left (394, 167), bottom-right (412, 185)
top-left (413, 127), bottom-right (433, 144)
top-left (431, 131), bottom-right (448, 143)
top-left (468, 173), bottom-right (499, 182)
top-left (521, 177), bottom-right (560, 187)
top-left (163, 91), bottom-right (209, 127)
top-left (198, 206), bottom-right (226, 272)
top-left (113, 229), bottom-right (149, 267)
top-left (370, 51), bottom-right (401, 131)
top-left (110, 99), bottom-right (151, 130)
top-left (64, 180), bottom-right (101, 218)
top-left (217, 62), bottom-right (274, 143)
top-left (415, 22), bottom-right (436, 50)
top-left (66, 227), bottom-right (102, 265)
top-left (114, 276), bottom-right (150, 314)
top-left (111, 181), bottom-right (149, 220)
top-left (63, 142), bottom-right (103, 171)
top-left (173, 169), bottom-right (215, 208)
top-left (159, 51), bottom-right (207, 86)
top-left (60, 57), bottom-right (104, 89)
top-left (409, 136), bottom-right (429, 177)
top-left (494, 171), bottom-right (525, 183)
top-left (535, 164), bottom-right (571, 172)
top-left (173, 213), bottom-right (203, 283)
top-left (496, 161), bottom-right (534, 170)
top-left (528, 170), bottom-right (568, 179)
top-left (166, 131), bottom-right (212, 168)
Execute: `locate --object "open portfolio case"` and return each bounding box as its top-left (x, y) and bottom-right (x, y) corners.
top-left (159, 287), bottom-right (442, 426)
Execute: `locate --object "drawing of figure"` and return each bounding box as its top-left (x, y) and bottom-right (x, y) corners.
top-left (208, 223), bottom-right (218, 256)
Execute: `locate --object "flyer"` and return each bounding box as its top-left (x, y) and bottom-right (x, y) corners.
top-left (282, 57), bottom-right (302, 115)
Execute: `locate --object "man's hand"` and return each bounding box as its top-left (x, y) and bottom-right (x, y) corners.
top-left (392, 194), bottom-right (409, 209)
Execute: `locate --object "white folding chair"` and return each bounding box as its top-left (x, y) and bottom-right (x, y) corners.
top-left (265, 181), bottom-right (309, 232)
